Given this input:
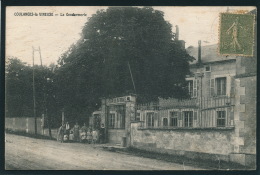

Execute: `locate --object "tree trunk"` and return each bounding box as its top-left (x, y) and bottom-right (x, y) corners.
top-left (46, 109), bottom-right (52, 139)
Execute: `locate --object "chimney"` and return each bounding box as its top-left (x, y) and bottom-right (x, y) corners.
top-left (179, 40), bottom-right (185, 50)
top-left (174, 25), bottom-right (185, 49)
top-left (175, 25), bottom-right (179, 41)
top-left (198, 40), bottom-right (202, 65)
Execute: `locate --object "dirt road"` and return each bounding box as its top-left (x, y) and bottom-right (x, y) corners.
top-left (5, 133), bottom-right (201, 170)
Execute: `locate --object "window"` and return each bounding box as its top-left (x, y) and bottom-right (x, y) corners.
top-left (187, 79), bottom-right (198, 98)
top-left (136, 112), bottom-right (140, 121)
top-left (187, 80), bottom-right (193, 97)
top-left (194, 80), bottom-right (199, 97)
top-left (163, 118), bottom-right (168, 127)
top-left (108, 113), bottom-right (115, 128)
top-left (109, 105), bottom-right (125, 129)
top-left (184, 111), bottom-right (193, 127)
top-left (170, 111), bottom-right (178, 127)
top-left (210, 79), bottom-right (215, 96)
top-left (117, 111), bottom-right (125, 129)
top-left (217, 111), bottom-right (226, 127)
top-left (205, 66), bottom-right (211, 72)
top-left (147, 112), bottom-right (154, 127)
top-left (216, 77), bottom-right (226, 96)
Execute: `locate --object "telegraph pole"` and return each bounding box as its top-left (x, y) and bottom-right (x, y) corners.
top-left (39, 46), bottom-right (43, 66)
top-left (127, 61), bottom-right (136, 94)
top-left (32, 47), bottom-right (37, 136)
top-left (32, 46), bottom-right (43, 136)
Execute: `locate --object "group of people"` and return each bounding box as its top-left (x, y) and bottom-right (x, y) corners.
top-left (57, 122), bottom-right (105, 144)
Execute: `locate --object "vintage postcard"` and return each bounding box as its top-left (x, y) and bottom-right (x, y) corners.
top-left (5, 6), bottom-right (257, 170)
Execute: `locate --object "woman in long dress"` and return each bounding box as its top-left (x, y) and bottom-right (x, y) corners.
top-left (73, 122), bottom-right (80, 142)
top-left (57, 124), bottom-right (65, 143)
top-left (80, 123), bottom-right (88, 143)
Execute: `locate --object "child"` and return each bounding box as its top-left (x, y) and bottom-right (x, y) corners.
top-left (69, 130), bottom-right (74, 142)
top-left (92, 129), bottom-right (98, 144)
top-left (86, 129), bottom-right (92, 144)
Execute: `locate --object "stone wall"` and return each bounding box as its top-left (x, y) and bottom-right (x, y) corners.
top-left (230, 54), bottom-right (257, 167)
top-left (131, 122), bottom-right (235, 162)
top-left (108, 129), bottom-right (125, 144)
top-left (5, 117), bottom-right (59, 139)
top-left (5, 117), bottom-right (43, 135)
top-left (42, 128), bottom-right (59, 139)
top-left (240, 76), bottom-right (256, 154)
top-left (230, 75), bottom-right (256, 167)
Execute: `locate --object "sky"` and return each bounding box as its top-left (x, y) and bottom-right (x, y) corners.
top-left (6, 6), bottom-right (256, 66)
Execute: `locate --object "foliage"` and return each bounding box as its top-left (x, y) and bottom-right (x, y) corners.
top-left (5, 57), bottom-right (60, 127)
top-left (56, 7), bottom-right (194, 122)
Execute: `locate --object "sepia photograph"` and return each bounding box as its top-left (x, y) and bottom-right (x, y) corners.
top-left (4, 6), bottom-right (257, 170)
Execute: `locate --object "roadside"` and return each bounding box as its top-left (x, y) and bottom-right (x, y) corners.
top-left (5, 130), bottom-right (249, 170)
top-left (5, 133), bottom-right (200, 170)
top-left (5, 128), bottom-right (56, 141)
top-left (101, 145), bottom-right (248, 170)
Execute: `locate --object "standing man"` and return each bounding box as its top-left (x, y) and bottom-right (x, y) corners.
top-left (57, 124), bottom-right (65, 143)
top-left (65, 121), bottom-right (70, 135)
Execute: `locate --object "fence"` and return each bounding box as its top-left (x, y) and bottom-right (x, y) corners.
top-left (137, 96), bottom-right (235, 128)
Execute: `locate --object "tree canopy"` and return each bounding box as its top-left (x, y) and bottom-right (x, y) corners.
top-left (5, 7), bottom-right (193, 123)
top-left (55, 7), bottom-right (194, 121)
top-left (5, 57), bottom-right (60, 127)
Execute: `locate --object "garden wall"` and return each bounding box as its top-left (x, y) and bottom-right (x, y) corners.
top-left (130, 122), bottom-right (236, 162)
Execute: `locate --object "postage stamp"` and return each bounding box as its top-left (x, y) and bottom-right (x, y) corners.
top-left (219, 13), bottom-right (255, 56)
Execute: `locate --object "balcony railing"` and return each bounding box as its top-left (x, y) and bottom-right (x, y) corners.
top-left (137, 96), bottom-right (235, 129)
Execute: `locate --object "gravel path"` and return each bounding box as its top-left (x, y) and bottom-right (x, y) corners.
top-left (5, 133), bottom-right (202, 170)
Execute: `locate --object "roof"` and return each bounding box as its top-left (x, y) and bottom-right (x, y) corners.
top-left (186, 44), bottom-right (237, 65)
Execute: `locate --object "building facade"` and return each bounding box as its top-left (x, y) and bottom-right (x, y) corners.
top-left (91, 40), bottom-right (256, 167)
top-left (132, 42), bottom-right (256, 168)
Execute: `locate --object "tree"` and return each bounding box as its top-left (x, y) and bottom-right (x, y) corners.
top-left (56, 7), bottom-right (194, 122)
top-left (5, 57), bottom-right (33, 118)
top-left (5, 57), bottom-right (60, 129)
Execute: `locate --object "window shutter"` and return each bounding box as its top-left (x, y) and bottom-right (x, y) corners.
top-left (193, 80), bottom-right (197, 97)
top-left (154, 112), bottom-right (158, 127)
top-left (208, 79), bottom-right (211, 96)
top-left (210, 79), bottom-right (215, 97)
top-left (154, 112), bottom-right (158, 120)
top-left (178, 111), bottom-right (182, 127)
top-left (230, 76), bottom-right (235, 97)
top-left (223, 77), bottom-right (227, 95)
top-left (178, 111), bottom-right (182, 120)
top-left (194, 111), bottom-right (197, 120)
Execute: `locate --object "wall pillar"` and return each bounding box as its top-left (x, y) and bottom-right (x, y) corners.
top-left (125, 95), bottom-right (136, 147)
top-left (26, 118), bottom-right (29, 133)
top-left (233, 79), bottom-right (245, 152)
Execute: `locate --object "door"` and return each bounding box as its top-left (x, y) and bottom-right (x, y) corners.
top-left (184, 111), bottom-right (193, 127)
top-left (93, 114), bottom-right (101, 130)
